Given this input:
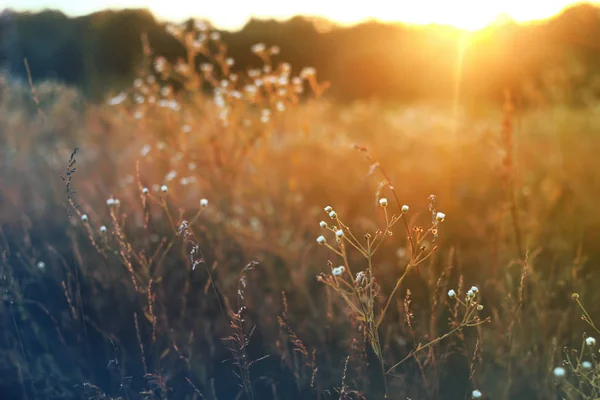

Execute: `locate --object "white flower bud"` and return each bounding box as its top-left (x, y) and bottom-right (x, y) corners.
top-left (142, 187), bottom-right (149, 194)
top-left (200, 198), bottom-right (208, 207)
top-left (553, 367), bottom-right (566, 377)
top-left (448, 289), bottom-right (456, 298)
top-left (472, 390), bottom-right (482, 399)
top-left (100, 225), bottom-right (107, 233)
top-left (161, 185), bottom-right (168, 193)
top-left (379, 198), bottom-right (388, 207)
top-left (328, 211), bottom-right (337, 219)
top-left (402, 205), bottom-right (409, 213)
top-left (317, 235), bottom-right (326, 245)
top-left (436, 212), bottom-right (446, 222)
top-left (81, 214), bottom-right (88, 222)
top-left (587, 337), bottom-right (596, 347)
top-left (324, 206), bottom-right (333, 213)
top-left (582, 361), bottom-right (593, 369)
top-left (319, 221), bottom-right (327, 228)
top-left (335, 229), bottom-right (344, 238)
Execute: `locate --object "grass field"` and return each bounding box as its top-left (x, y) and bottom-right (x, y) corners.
top-left (2, 22), bottom-right (600, 400)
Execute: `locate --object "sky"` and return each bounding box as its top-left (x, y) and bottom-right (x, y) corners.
top-left (3, 0), bottom-right (597, 31)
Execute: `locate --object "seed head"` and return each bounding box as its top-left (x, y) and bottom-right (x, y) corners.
top-left (553, 366), bottom-right (566, 377)
top-left (477, 304), bottom-right (484, 311)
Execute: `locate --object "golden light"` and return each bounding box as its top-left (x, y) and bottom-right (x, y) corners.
top-left (142, 0), bottom-right (595, 31)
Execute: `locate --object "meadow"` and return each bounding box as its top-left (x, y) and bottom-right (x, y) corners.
top-left (2, 19), bottom-right (600, 400)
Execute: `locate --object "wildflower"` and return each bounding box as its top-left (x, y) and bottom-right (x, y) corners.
top-left (472, 390), bottom-right (482, 399)
top-left (332, 266), bottom-right (345, 276)
top-left (140, 144), bottom-right (151, 157)
top-left (324, 206), bottom-right (333, 213)
top-left (329, 211), bottom-right (337, 219)
top-left (448, 289), bottom-right (456, 298)
top-left (200, 199), bottom-right (208, 207)
top-left (470, 286), bottom-right (479, 293)
top-left (165, 170), bottom-right (177, 181)
top-left (586, 337), bottom-right (596, 347)
top-left (379, 198), bottom-right (388, 207)
top-left (436, 212), bottom-right (446, 222)
top-left (477, 304), bottom-right (484, 311)
top-left (106, 198), bottom-right (116, 206)
top-left (335, 229), bottom-right (344, 238)
top-left (402, 205), bottom-right (409, 213)
top-left (582, 361), bottom-right (593, 369)
top-left (37, 261), bottom-right (46, 270)
top-left (251, 43), bottom-right (266, 53)
top-left (142, 187), bottom-right (149, 194)
top-left (467, 289), bottom-right (475, 298)
top-left (317, 235), bottom-right (326, 245)
top-left (161, 185), bottom-right (168, 193)
top-left (320, 221), bottom-right (327, 228)
top-left (553, 367), bottom-right (566, 377)
top-left (100, 225), bottom-right (107, 233)
top-left (81, 214), bottom-right (89, 223)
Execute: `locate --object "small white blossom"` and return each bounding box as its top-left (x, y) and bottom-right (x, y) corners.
top-left (165, 170), bottom-right (177, 182)
top-left (467, 289), bottom-right (475, 298)
top-left (200, 199), bottom-right (208, 207)
top-left (436, 212), bottom-right (446, 222)
top-left (142, 187), bottom-right (149, 194)
top-left (587, 337), bottom-right (596, 347)
top-left (329, 211), bottom-right (337, 219)
top-left (324, 206), bottom-right (333, 213)
top-left (100, 225), bottom-right (107, 233)
top-left (553, 366), bottom-right (566, 377)
top-left (320, 221), bottom-right (327, 228)
top-left (317, 235), bottom-right (326, 245)
top-left (161, 185), bottom-right (168, 193)
top-left (37, 261), bottom-right (46, 270)
top-left (583, 361), bottom-right (593, 369)
top-left (402, 205), bottom-right (409, 213)
top-left (477, 304), bottom-right (484, 311)
top-left (335, 229), bottom-right (344, 238)
top-left (81, 214), bottom-right (89, 222)
top-left (332, 266), bottom-right (345, 276)
top-left (379, 198), bottom-right (388, 207)
top-left (448, 289), bottom-right (456, 298)
top-left (472, 390), bottom-right (482, 398)
top-left (470, 286), bottom-right (479, 293)
top-left (140, 144), bottom-right (151, 157)
top-left (106, 198), bottom-right (116, 206)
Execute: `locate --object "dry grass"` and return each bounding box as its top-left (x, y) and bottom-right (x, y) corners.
top-left (2, 20), bottom-right (600, 400)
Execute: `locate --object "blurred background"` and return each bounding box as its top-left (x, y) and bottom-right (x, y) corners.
top-left (2, 2), bottom-right (600, 400)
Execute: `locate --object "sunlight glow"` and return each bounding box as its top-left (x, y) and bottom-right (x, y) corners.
top-left (4, 0), bottom-right (596, 31)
